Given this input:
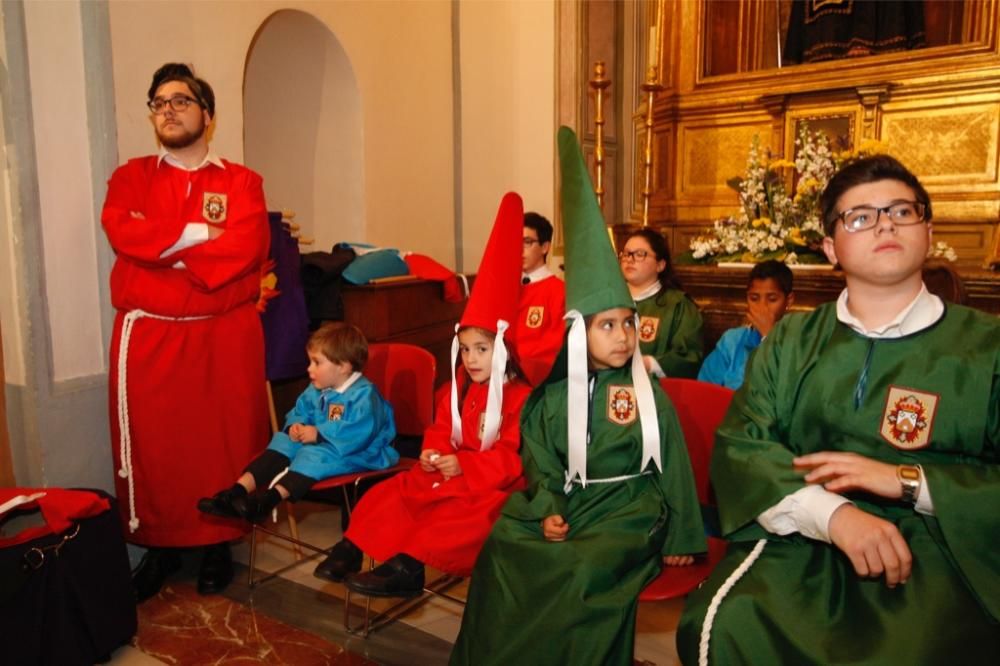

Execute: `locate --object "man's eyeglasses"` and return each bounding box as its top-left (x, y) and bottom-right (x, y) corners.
top-left (147, 95), bottom-right (200, 114)
top-left (618, 249), bottom-right (650, 262)
top-left (837, 201), bottom-right (927, 233)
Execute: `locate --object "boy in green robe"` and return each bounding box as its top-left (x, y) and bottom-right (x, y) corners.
top-left (450, 128), bottom-right (705, 666)
top-left (678, 155), bottom-right (1000, 664)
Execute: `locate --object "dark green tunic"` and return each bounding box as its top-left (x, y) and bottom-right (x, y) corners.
top-left (451, 365), bottom-right (705, 666)
top-left (635, 288), bottom-right (704, 379)
top-left (678, 303), bottom-right (1000, 665)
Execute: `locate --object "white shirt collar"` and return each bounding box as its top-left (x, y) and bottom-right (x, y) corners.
top-left (157, 147), bottom-right (225, 171)
top-left (325, 371), bottom-right (361, 394)
top-left (522, 264), bottom-right (554, 284)
top-left (836, 283), bottom-right (944, 338)
top-left (630, 281), bottom-right (662, 302)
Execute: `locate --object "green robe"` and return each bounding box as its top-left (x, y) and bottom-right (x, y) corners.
top-left (451, 365), bottom-right (705, 666)
top-left (635, 288), bottom-right (704, 379)
top-left (678, 303), bottom-right (1000, 665)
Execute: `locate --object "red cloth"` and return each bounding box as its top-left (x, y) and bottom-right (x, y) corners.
top-left (512, 275), bottom-right (566, 385)
top-left (459, 193), bottom-right (523, 333)
top-left (102, 156), bottom-right (270, 547)
top-left (404, 254), bottom-right (466, 303)
top-left (0, 488), bottom-right (110, 548)
top-left (346, 377), bottom-right (531, 576)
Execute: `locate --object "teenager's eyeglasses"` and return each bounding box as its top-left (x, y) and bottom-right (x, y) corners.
top-left (523, 238), bottom-right (540, 248)
top-left (618, 249), bottom-right (650, 262)
top-left (837, 201), bottom-right (927, 233)
top-left (147, 95), bottom-right (200, 114)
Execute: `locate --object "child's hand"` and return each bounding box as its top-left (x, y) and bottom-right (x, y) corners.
top-left (288, 423), bottom-right (305, 441)
top-left (642, 355), bottom-right (654, 372)
top-left (663, 554), bottom-right (695, 566)
top-left (297, 425), bottom-right (318, 444)
top-left (433, 454), bottom-right (462, 479)
top-left (419, 449), bottom-right (441, 472)
top-left (542, 515), bottom-right (569, 542)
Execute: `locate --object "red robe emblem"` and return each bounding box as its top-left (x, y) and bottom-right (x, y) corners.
top-left (526, 306), bottom-right (544, 329)
top-left (203, 192), bottom-right (227, 223)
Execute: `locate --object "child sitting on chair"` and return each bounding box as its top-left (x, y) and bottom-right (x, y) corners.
top-left (198, 322), bottom-right (398, 523)
top-left (313, 193), bottom-right (532, 599)
top-left (698, 259), bottom-right (795, 390)
top-left (449, 129), bottom-right (705, 666)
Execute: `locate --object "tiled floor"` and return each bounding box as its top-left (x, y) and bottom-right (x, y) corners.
top-left (109, 500), bottom-right (686, 665)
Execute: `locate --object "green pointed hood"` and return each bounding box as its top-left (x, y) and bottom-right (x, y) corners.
top-left (558, 126), bottom-right (633, 317)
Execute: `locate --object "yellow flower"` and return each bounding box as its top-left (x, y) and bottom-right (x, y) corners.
top-left (788, 227), bottom-right (807, 246)
top-left (752, 217), bottom-right (771, 228)
top-left (769, 159), bottom-right (795, 170)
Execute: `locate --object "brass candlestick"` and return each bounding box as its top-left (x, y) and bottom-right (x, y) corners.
top-left (640, 66), bottom-right (663, 228)
top-left (589, 61), bottom-right (611, 210)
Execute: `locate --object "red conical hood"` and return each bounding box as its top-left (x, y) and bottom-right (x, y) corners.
top-left (460, 192), bottom-right (523, 332)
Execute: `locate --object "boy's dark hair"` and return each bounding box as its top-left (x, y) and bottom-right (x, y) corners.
top-left (820, 155), bottom-right (931, 237)
top-left (308, 322), bottom-right (367, 372)
top-left (748, 260), bottom-right (793, 295)
top-left (624, 228), bottom-right (682, 292)
top-left (524, 212), bottom-right (554, 245)
top-left (148, 63), bottom-right (216, 118)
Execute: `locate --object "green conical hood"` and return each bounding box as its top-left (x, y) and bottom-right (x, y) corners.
top-left (558, 126), bottom-right (633, 317)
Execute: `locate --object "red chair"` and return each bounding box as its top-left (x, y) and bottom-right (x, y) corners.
top-left (639, 378), bottom-right (734, 601)
top-left (248, 343), bottom-right (435, 587)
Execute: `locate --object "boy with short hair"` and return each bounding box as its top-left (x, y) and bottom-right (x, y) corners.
top-left (514, 212), bottom-right (566, 385)
top-left (697, 259), bottom-right (794, 389)
top-left (198, 322), bottom-right (397, 522)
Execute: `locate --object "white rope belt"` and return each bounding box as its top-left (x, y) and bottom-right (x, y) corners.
top-left (116, 309), bottom-right (211, 533)
top-left (698, 538), bottom-right (767, 666)
top-left (564, 469), bottom-right (652, 493)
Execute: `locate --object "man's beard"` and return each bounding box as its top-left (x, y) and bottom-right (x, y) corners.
top-left (157, 119), bottom-right (206, 150)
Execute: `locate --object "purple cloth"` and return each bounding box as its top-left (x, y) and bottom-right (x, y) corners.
top-left (260, 212), bottom-right (310, 380)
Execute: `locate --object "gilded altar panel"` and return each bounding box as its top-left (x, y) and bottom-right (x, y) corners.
top-left (677, 120), bottom-right (773, 199)
top-left (881, 101), bottom-right (1000, 185)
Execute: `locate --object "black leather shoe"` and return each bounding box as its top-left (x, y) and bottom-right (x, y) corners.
top-left (313, 539), bottom-right (363, 583)
top-left (197, 487), bottom-right (250, 520)
top-left (197, 542), bottom-right (233, 595)
top-left (344, 555), bottom-right (424, 598)
top-left (132, 548), bottom-right (181, 603)
top-left (244, 489), bottom-right (281, 524)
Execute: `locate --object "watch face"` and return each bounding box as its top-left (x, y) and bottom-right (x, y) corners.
top-left (899, 466), bottom-right (921, 482)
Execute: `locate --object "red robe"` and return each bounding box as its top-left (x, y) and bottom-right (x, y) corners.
top-left (102, 155), bottom-right (270, 547)
top-left (346, 377), bottom-right (531, 576)
top-left (513, 275), bottom-right (566, 385)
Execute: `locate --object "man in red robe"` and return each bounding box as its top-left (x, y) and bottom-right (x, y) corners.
top-left (513, 213), bottom-right (566, 385)
top-left (102, 63), bottom-right (269, 601)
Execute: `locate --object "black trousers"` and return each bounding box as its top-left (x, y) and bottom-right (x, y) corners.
top-left (243, 449), bottom-right (317, 501)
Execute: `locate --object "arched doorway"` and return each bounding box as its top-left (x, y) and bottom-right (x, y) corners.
top-left (244, 10), bottom-right (364, 250)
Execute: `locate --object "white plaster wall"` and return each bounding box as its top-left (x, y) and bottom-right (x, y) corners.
top-left (244, 10), bottom-right (365, 251)
top-left (108, 0), bottom-right (455, 264)
top-left (23, 1), bottom-right (105, 381)
top-left (459, 0), bottom-right (557, 271)
top-left (0, 63), bottom-right (26, 386)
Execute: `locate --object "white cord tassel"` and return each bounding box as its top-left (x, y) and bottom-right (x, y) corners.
top-left (699, 539), bottom-right (767, 666)
top-left (631, 313), bottom-right (661, 474)
top-left (268, 467), bottom-right (290, 523)
top-left (564, 310), bottom-right (588, 490)
top-left (479, 319), bottom-right (509, 450)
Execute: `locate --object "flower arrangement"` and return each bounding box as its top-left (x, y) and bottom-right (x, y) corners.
top-left (682, 125), bottom-right (956, 265)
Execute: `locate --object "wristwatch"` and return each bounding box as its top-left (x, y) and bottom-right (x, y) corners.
top-left (897, 464), bottom-right (922, 505)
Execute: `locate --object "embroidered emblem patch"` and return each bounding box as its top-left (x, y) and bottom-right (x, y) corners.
top-left (526, 306), bottom-right (544, 329)
top-left (203, 192), bottom-right (227, 223)
top-left (879, 386), bottom-right (938, 450)
top-left (328, 404), bottom-right (345, 421)
top-left (638, 316), bottom-right (659, 343)
top-left (607, 385), bottom-right (637, 425)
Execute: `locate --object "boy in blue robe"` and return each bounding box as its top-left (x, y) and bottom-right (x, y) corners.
top-left (198, 322), bottom-right (397, 521)
top-left (697, 260), bottom-right (794, 389)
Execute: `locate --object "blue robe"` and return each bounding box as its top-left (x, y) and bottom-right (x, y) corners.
top-left (266, 376), bottom-right (398, 480)
top-left (697, 326), bottom-right (762, 390)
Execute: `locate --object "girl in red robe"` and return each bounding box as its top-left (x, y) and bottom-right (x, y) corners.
top-left (313, 193), bottom-right (530, 597)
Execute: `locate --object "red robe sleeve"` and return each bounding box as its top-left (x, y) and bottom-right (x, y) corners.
top-left (172, 167), bottom-right (269, 292)
top-left (101, 159), bottom-right (190, 267)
